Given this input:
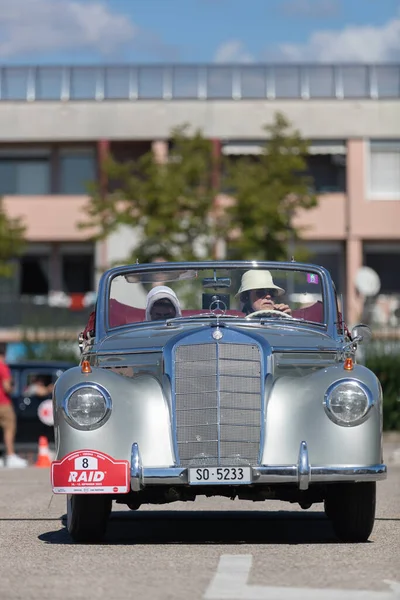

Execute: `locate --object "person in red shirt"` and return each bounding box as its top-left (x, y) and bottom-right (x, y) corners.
top-left (0, 343), bottom-right (27, 468)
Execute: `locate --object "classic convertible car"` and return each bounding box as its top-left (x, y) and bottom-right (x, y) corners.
top-left (51, 261), bottom-right (387, 543)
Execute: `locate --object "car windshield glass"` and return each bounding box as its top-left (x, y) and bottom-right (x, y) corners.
top-left (107, 266), bottom-right (326, 329)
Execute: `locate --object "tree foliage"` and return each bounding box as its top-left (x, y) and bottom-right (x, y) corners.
top-left (81, 125), bottom-right (218, 263)
top-left (0, 198), bottom-right (26, 277)
top-left (223, 112), bottom-right (316, 261)
top-left (365, 351), bottom-right (400, 430)
top-left (81, 113), bottom-right (317, 264)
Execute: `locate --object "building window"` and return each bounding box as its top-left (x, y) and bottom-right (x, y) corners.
top-left (369, 141), bottom-right (400, 199)
top-left (61, 255), bottom-right (94, 293)
top-left (0, 148), bottom-right (50, 195)
top-left (20, 256), bottom-right (50, 295)
top-left (306, 154), bottom-right (346, 193)
top-left (59, 147), bottom-right (96, 194)
top-left (59, 243), bottom-right (94, 293)
top-left (220, 141), bottom-right (347, 194)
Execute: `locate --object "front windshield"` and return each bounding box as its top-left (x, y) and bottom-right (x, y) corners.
top-left (107, 265), bottom-right (325, 329)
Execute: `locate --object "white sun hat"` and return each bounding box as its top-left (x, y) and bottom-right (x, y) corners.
top-left (235, 270), bottom-right (285, 298)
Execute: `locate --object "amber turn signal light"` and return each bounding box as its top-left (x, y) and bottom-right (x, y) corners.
top-left (344, 358), bottom-right (354, 371)
top-left (81, 360), bottom-right (92, 373)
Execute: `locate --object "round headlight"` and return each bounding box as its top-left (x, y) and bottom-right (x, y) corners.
top-left (324, 380), bottom-right (373, 426)
top-left (63, 384), bottom-right (111, 430)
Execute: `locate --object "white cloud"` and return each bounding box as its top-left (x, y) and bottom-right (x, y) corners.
top-left (277, 15), bottom-right (400, 62)
top-left (0, 0), bottom-right (137, 58)
top-left (214, 40), bottom-right (254, 63)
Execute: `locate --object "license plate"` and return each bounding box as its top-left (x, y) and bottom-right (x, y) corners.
top-left (188, 466), bottom-right (251, 485)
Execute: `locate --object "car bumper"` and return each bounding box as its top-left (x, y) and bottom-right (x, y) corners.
top-left (130, 441), bottom-right (387, 492)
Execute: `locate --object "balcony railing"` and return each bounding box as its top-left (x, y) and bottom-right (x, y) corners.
top-left (0, 64), bottom-right (399, 102)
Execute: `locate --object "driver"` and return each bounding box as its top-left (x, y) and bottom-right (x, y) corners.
top-left (236, 270), bottom-right (292, 316)
top-left (145, 285), bottom-right (182, 321)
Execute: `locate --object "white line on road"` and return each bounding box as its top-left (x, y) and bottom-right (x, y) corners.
top-left (204, 555), bottom-right (400, 600)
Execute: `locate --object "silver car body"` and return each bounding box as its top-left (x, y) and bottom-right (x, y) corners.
top-left (51, 261), bottom-right (386, 541)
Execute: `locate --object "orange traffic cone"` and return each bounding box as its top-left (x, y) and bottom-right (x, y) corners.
top-left (35, 436), bottom-right (51, 468)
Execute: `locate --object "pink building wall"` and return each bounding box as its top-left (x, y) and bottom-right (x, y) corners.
top-left (293, 193), bottom-right (346, 240)
top-left (3, 195), bottom-right (95, 241)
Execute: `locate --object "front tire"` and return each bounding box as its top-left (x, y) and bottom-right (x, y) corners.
top-left (324, 482), bottom-right (376, 543)
top-left (67, 494), bottom-right (112, 543)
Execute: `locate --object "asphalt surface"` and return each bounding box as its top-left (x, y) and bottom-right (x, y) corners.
top-left (0, 451), bottom-right (399, 600)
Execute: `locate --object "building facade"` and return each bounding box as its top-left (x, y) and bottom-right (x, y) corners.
top-left (0, 63), bottom-right (399, 335)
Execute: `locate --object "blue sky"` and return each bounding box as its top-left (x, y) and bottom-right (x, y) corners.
top-left (0, 0), bottom-right (399, 64)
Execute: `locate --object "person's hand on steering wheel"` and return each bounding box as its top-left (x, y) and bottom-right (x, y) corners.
top-left (271, 303), bottom-right (292, 315)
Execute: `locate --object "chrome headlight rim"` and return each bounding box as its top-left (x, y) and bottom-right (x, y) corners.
top-left (62, 382), bottom-right (112, 431)
top-left (323, 378), bottom-right (374, 428)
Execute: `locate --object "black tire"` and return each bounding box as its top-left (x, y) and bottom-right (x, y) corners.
top-left (67, 494), bottom-right (112, 543)
top-left (324, 482), bottom-right (376, 543)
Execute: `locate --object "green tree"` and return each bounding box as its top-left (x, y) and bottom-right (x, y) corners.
top-left (81, 125), bottom-right (219, 263)
top-left (224, 112), bottom-right (316, 261)
top-left (0, 198), bottom-right (26, 277)
top-left (81, 114), bottom-right (316, 264)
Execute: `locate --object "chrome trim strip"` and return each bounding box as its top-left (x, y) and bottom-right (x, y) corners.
top-left (96, 345), bottom-right (339, 360)
top-left (273, 347), bottom-right (338, 354)
top-left (97, 348), bottom-right (163, 356)
top-left (297, 441), bottom-right (310, 490)
top-left (216, 342), bottom-right (221, 464)
top-left (305, 465), bottom-right (387, 480)
top-left (130, 443), bottom-right (144, 491)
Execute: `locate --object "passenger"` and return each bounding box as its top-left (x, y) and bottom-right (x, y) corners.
top-left (24, 376), bottom-right (51, 398)
top-left (236, 270), bottom-right (292, 316)
top-left (145, 286), bottom-right (182, 321)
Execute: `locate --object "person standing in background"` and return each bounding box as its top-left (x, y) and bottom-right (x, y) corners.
top-left (0, 343), bottom-right (27, 468)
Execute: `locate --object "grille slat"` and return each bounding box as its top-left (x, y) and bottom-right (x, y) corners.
top-left (174, 342), bottom-right (262, 467)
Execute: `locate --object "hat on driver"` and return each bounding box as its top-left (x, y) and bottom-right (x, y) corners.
top-left (235, 270), bottom-right (285, 299)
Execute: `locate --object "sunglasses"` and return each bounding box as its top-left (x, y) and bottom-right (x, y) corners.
top-left (252, 288), bottom-right (280, 299)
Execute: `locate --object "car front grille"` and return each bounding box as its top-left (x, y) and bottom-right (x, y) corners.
top-left (174, 342), bottom-right (262, 467)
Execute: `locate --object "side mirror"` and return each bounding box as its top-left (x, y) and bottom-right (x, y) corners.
top-left (351, 324), bottom-right (372, 345)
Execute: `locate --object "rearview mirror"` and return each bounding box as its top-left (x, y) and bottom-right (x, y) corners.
top-left (351, 324), bottom-right (372, 345)
top-left (202, 277), bottom-right (231, 289)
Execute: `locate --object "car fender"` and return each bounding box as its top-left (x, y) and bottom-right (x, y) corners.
top-left (261, 363), bottom-right (383, 466)
top-left (54, 366), bottom-right (175, 467)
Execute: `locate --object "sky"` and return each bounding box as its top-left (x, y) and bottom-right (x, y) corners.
top-left (0, 0), bottom-right (399, 64)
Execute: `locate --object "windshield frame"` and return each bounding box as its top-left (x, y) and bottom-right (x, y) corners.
top-left (96, 261), bottom-right (339, 341)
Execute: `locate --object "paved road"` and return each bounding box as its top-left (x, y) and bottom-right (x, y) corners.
top-left (0, 457), bottom-right (399, 600)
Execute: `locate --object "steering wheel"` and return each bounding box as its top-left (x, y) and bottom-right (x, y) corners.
top-left (245, 309), bottom-right (294, 319)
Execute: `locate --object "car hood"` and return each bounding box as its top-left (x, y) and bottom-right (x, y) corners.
top-left (96, 321), bottom-right (339, 354)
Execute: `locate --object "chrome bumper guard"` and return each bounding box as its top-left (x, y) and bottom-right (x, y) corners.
top-left (130, 441), bottom-right (387, 492)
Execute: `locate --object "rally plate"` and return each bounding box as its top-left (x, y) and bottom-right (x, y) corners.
top-left (51, 449), bottom-right (130, 494)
